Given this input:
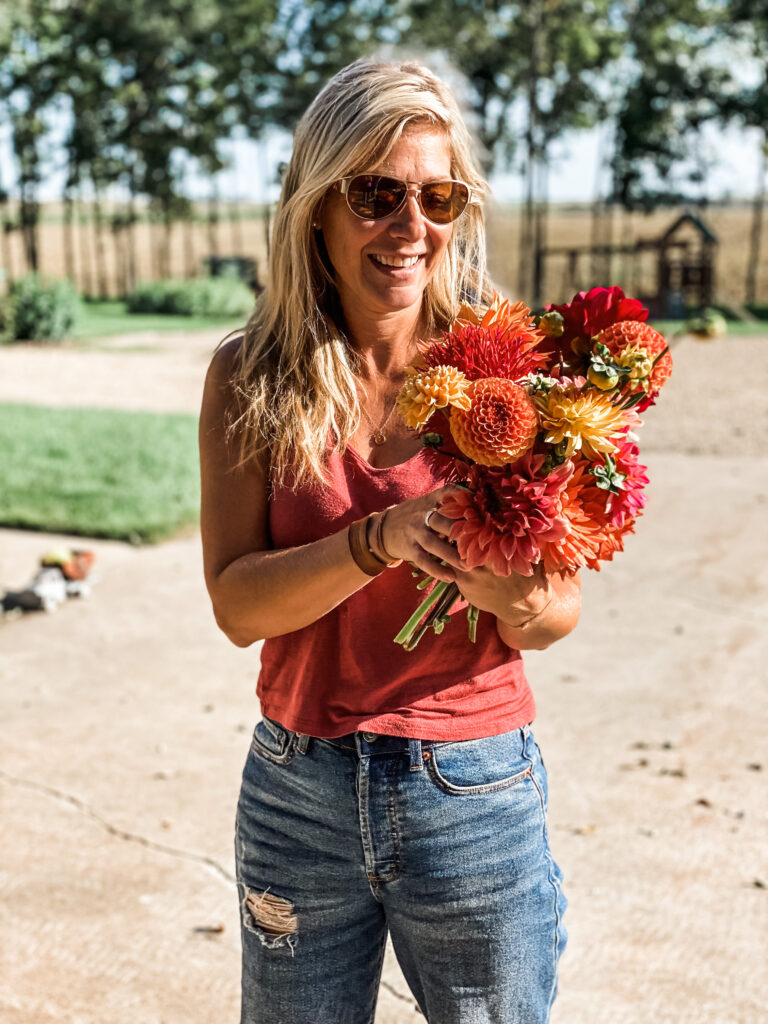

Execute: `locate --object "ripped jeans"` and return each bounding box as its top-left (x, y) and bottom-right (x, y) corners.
top-left (235, 718), bottom-right (567, 1024)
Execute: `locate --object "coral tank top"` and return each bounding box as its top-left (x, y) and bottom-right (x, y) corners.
top-left (257, 442), bottom-right (536, 740)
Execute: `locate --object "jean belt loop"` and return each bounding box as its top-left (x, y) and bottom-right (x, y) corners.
top-left (296, 733), bottom-right (310, 755)
top-left (408, 737), bottom-right (424, 772)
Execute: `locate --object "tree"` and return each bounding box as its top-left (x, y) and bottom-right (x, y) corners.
top-left (719, 0), bottom-right (768, 305)
top-left (0, 0), bottom-right (67, 272)
top-left (403, 0), bottom-right (623, 303)
top-left (609, 1), bottom-right (731, 212)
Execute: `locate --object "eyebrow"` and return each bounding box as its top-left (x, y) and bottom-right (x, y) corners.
top-left (364, 172), bottom-right (453, 183)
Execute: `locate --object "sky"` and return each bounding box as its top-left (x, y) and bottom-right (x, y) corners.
top-left (188, 120), bottom-right (766, 207)
top-left (1, 118), bottom-right (763, 207)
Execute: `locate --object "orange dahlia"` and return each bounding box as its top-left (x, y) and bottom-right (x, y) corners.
top-left (396, 365), bottom-right (471, 430)
top-left (598, 320), bottom-right (672, 394)
top-left (449, 377), bottom-right (539, 466)
top-left (540, 456), bottom-right (640, 573)
top-left (535, 383), bottom-right (632, 460)
top-left (540, 459), bottom-right (609, 573)
top-left (455, 294), bottom-right (539, 334)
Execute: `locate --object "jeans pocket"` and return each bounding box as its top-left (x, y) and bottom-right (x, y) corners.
top-left (250, 715), bottom-right (298, 766)
top-left (426, 728), bottom-right (533, 796)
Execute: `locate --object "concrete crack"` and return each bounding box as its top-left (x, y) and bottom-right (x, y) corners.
top-left (0, 769), bottom-right (235, 885)
top-left (380, 978), bottom-right (416, 1005)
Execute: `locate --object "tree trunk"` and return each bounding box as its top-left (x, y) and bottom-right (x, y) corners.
top-left (263, 200), bottom-right (271, 268)
top-left (517, 150), bottom-right (534, 301)
top-left (19, 190), bottom-right (39, 273)
top-left (150, 205), bottom-right (163, 281)
top-left (207, 188), bottom-right (220, 267)
top-left (77, 195), bottom-right (94, 298)
top-left (62, 192), bottom-right (76, 287)
top-left (162, 207), bottom-right (172, 279)
top-left (230, 199), bottom-right (245, 253)
top-left (92, 191), bottom-right (109, 298)
top-left (0, 199), bottom-right (14, 290)
top-left (183, 211), bottom-right (197, 279)
top-left (522, 1), bottom-right (542, 306)
top-left (111, 214), bottom-right (128, 299)
top-left (745, 130), bottom-right (766, 306)
top-left (532, 161), bottom-right (549, 308)
top-left (126, 185), bottom-right (138, 293)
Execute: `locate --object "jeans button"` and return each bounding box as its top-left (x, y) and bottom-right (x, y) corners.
top-left (361, 732), bottom-right (378, 742)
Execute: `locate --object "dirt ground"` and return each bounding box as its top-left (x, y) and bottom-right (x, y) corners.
top-left (1, 325), bottom-right (766, 1023)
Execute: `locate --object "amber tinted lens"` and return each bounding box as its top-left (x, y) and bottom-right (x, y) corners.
top-left (345, 175), bottom-right (407, 219)
top-left (419, 181), bottom-right (470, 224)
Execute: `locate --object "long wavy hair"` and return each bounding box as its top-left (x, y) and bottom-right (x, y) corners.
top-left (228, 57), bottom-right (492, 488)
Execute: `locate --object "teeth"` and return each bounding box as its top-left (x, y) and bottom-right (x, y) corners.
top-left (373, 254), bottom-right (420, 268)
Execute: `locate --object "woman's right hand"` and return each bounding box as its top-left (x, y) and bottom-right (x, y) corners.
top-left (381, 486), bottom-right (468, 583)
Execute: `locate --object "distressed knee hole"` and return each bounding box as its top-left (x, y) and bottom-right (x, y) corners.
top-left (241, 886), bottom-right (298, 954)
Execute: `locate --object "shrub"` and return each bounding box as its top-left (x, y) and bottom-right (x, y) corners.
top-left (10, 273), bottom-right (80, 342)
top-left (126, 277), bottom-right (255, 318)
top-left (0, 293), bottom-right (16, 345)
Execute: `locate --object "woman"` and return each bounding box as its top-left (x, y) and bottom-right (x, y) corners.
top-left (199, 58), bottom-right (580, 1024)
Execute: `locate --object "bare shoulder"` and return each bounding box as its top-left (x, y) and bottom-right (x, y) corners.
top-left (205, 333), bottom-right (245, 391)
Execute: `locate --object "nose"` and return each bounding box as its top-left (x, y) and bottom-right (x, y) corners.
top-left (389, 189), bottom-right (427, 239)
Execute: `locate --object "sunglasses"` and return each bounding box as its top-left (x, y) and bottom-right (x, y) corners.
top-left (336, 175), bottom-right (472, 225)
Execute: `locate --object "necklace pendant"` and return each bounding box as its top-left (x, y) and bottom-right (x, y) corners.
top-left (372, 430), bottom-right (386, 446)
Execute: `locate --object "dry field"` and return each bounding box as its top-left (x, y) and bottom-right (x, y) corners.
top-left (2, 201), bottom-right (765, 308)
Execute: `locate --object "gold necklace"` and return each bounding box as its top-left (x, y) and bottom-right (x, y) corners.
top-left (359, 393), bottom-right (399, 446)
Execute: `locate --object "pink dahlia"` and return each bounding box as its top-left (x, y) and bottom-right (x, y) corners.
top-left (437, 454), bottom-right (572, 577)
top-left (605, 439), bottom-right (649, 528)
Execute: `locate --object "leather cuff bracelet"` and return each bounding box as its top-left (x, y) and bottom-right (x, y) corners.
top-left (370, 509), bottom-right (403, 568)
top-left (348, 516), bottom-right (388, 576)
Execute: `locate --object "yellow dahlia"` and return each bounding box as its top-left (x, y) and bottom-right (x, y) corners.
top-left (396, 364), bottom-right (471, 430)
top-left (614, 343), bottom-right (654, 388)
top-left (449, 377), bottom-right (539, 466)
top-left (536, 384), bottom-right (629, 460)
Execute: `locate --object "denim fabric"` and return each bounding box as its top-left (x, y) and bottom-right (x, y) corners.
top-left (235, 718), bottom-right (567, 1024)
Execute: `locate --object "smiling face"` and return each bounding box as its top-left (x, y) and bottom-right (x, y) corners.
top-left (318, 125), bottom-right (455, 331)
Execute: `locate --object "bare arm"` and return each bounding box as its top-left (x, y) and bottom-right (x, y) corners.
top-left (199, 342), bottom-right (466, 647)
top-left (494, 569), bottom-right (581, 651)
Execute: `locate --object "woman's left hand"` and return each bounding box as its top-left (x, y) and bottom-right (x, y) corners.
top-left (425, 509), bottom-right (549, 620)
top-left (425, 508), bottom-right (581, 649)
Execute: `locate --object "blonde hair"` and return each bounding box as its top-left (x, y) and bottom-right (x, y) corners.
top-left (229, 57), bottom-right (492, 488)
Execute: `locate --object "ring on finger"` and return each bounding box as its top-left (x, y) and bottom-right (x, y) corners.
top-left (424, 508), bottom-right (438, 531)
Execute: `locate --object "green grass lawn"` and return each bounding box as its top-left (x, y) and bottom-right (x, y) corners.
top-left (0, 403), bottom-right (200, 543)
top-left (72, 300), bottom-right (243, 341)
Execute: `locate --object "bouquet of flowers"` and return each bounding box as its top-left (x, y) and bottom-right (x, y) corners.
top-left (393, 286), bottom-right (672, 650)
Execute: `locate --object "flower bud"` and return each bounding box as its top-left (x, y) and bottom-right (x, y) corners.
top-left (587, 365), bottom-right (620, 391)
top-left (538, 311), bottom-right (564, 338)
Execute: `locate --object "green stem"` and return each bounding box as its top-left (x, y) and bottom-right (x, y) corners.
top-left (402, 583), bottom-right (462, 651)
top-left (467, 603), bottom-right (479, 643)
top-left (394, 580), bottom-right (450, 646)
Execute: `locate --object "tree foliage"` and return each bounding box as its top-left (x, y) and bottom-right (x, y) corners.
top-left (0, 0), bottom-right (766, 291)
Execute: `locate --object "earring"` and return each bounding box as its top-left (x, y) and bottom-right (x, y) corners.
top-left (313, 221), bottom-right (321, 230)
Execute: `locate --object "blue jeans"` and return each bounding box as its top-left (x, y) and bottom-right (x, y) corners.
top-left (235, 718), bottom-right (567, 1024)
